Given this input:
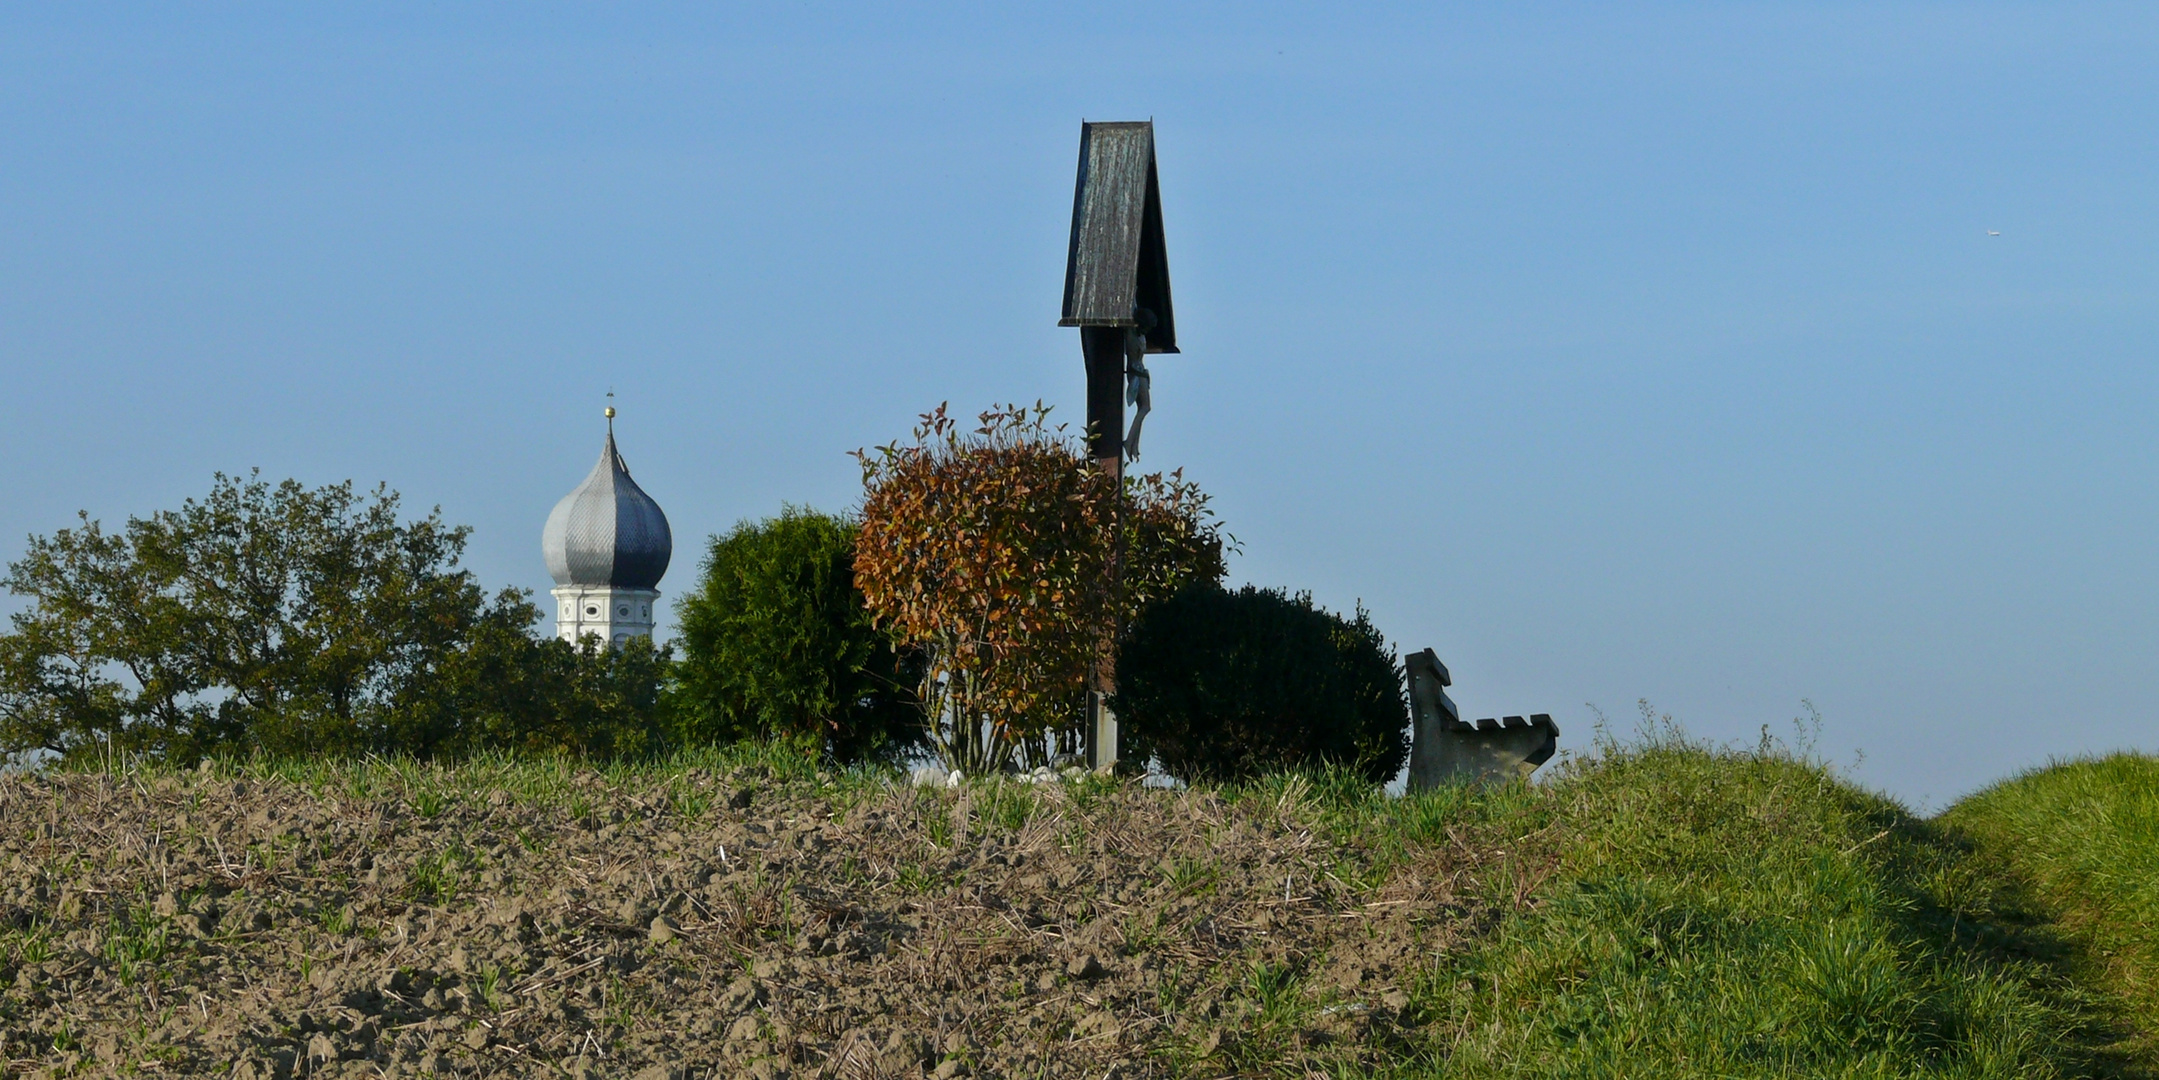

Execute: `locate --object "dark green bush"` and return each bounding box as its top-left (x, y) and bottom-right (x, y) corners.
top-left (671, 508), bottom-right (923, 765)
top-left (1114, 584), bottom-right (1408, 785)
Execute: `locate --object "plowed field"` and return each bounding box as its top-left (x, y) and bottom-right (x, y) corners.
top-left (0, 762), bottom-right (1524, 1078)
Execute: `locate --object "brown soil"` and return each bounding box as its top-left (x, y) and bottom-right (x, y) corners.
top-left (0, 766), bottom-right (1526, 1078)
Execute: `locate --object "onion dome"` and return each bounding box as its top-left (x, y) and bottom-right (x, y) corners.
top-left (542, 410), bottom-right (672, 589)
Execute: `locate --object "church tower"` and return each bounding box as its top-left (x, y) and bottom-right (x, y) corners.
top-left (541, 407), bottom-right (672, 646)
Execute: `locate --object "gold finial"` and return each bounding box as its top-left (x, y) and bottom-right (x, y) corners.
top-left (604, 406), bottom-right (616, 419)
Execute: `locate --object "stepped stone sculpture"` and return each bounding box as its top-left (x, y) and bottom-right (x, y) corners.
top-left (1404, 648), bottom-right (1559, 788)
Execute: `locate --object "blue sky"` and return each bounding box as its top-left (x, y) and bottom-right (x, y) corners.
top-left (3, 4), bottom-right (2153, 805)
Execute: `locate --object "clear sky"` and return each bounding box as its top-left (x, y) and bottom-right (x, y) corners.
top-left (3, 4), bottom-right (2153, 806)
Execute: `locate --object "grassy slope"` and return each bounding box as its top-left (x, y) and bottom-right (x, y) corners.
top-left (1329, 733), bottom-right (2130, 1079)
top-left (1942, 754), bottom-right (2159, 1064)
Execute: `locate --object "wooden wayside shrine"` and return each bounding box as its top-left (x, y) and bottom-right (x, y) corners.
top-left (1061, 120), bottom-right (1178, 769)
top-left (1063, 120), bottom-right (1177, 468)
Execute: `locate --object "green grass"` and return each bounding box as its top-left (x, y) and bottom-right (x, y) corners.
top-left (1317, 725), bottom-right (2133, 1079)
top-left (407, 847), bottom-right (466, 906)
top-left (171, 739), bottom-right (832, 818)
top-left (101, 901), bottom-right (174, 986)
top-left (1943, 753), bottom-right (2159, 1062)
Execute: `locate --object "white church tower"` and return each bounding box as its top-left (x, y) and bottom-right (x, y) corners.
top-left (541, 406), bottom-right (672, 646)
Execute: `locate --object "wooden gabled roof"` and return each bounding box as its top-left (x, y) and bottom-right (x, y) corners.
top-left (1059, 121), bottom-right (1177, 353)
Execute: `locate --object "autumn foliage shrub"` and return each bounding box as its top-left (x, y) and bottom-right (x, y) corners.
top-left (1114, 584), bottom-right (1409, 785)
top-left (854, 404), bottom-right (1225, 774)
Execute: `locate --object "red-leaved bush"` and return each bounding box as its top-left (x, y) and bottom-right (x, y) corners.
top-left (854, 404), bottom-right (1224, 773)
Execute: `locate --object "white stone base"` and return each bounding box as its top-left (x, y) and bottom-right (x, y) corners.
top-left (1086, 690), bottom-right (1119, 770)
top-left (552, 585), bottom-right (659, 648)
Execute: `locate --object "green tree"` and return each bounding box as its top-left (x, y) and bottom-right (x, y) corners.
top-left (671, 508), bottom-right (922, 765)
top-left (1114, 584), bottom-right (1408, 785)
top-left (394, 626), bottom-right (675, 761)
top-left (0, 473), bottom-right (492, 762)
top-left (0, 471), bottom-right (673, 765)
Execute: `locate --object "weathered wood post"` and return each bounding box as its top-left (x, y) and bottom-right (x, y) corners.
top-left (1060, 120), bottom-right (1178, 770)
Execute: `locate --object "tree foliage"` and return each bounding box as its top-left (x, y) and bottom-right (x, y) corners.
top-left (387, 628), bottom-right (674, 762)
top-left (854, 404), bottom-right (1225, 774)
top-left (671, 508), bottom-right (923, 765)
top-left (1114, 584), bottom-right (1409, 785)
top-left (0, 472), bottom-right (668, 765)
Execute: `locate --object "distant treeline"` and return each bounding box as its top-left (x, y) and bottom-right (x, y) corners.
top-left (4, 413), bottom-right (1410, 783)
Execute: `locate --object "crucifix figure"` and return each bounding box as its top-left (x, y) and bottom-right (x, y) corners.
top-left (1124, 308), bottom-right (1155, 459)
top-left (1059, 120), bottom-right (1179, 768)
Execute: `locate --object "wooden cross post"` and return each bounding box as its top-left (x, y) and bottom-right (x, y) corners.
top-left (1060, 120), bottom-right (1178, 771)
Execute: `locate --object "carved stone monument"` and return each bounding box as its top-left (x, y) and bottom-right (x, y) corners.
top-left (1404, 648), bottom-right (1559, 788)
